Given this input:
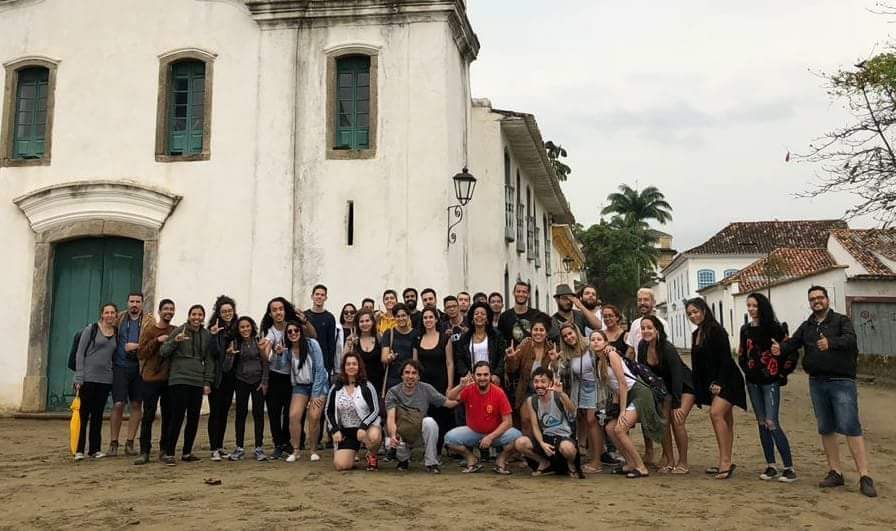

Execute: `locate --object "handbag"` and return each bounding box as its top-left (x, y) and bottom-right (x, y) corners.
top-left (395, 402), bottom-right (424, 445)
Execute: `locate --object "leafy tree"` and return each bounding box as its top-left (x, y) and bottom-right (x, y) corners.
top-left (545, 140), bottom-right (571, 181)
top-left (600, 184), bottom-right (673, 228)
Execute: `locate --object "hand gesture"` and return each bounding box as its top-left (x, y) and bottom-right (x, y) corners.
top-left (817, 333), bottom-right (829, 352)
top-left (176, 330), bottom-right (190, 342)
top-left (551, 379), bottom-right (563, 393)
top-left (209, 323), bottom-right (221, 335)
top-left (460, 373), bottom-right (474, 387)
top-left (547, 342), bottom-right (559, 362)
top-left (274, 341), bottom-right (285, 354)
top-left (540, 441), bottom-right (555, 457)
top-left (226, 341), bottom-right (239, 355)
top-left (770, 339), bottom-right (781, 356)
top-left (505, 340), bottom-right (519, 359)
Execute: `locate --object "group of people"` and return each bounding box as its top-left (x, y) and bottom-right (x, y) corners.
top-left (70, 280), bottom-right (877, 497)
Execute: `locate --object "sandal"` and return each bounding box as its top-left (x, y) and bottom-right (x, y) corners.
top-left (531, 464), bottom-right (555, 477)
top-left (715, 464), bottom-right (736, 480)
top-left (658, 465), bottom-right (674, 474)
top-left (611, 467), bottom-right (634, 475)
top-left (582, 464), bottom-right (603, 474)
top-left (493, 465), bottom-right (512, 475)
top-left (671, 465), bottom-right (690, 475)
top-left (462, 463), bottom-right (483, 474)
top-left (626, 469), bottom-right (649, 479)
top-left (705, 466), bottom-right (720, 475)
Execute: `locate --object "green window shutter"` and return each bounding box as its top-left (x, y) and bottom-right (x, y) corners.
top-left (12, 67), bottom-right (50, 160)
top-left (167, 61), bottom-right (205, 155)
top-left (335, 55), bottom-right (370, 150)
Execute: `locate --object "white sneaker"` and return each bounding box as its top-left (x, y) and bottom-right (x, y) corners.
top-left (211, 450), bottom-right (222, 462)
top-left (74, 452), bottom-right (85, 461)
top-left (310, 452), bottom-right (321, 462)
top-left (286, 452), bottom-right (300, 463)
top-left (92, 452), bottom-right (106, 459)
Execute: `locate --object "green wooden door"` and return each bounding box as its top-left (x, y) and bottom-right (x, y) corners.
top-left (46, 237), bottom-right (143, 411)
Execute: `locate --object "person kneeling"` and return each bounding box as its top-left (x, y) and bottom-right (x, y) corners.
top-left (514, 367), bottom-right (581, 478)
top-left (325, 352), bottom-right (383, 471)
top-left (444, 362), bottom-right (522, 475)
top-left (385, 360), bottom-right (460, 473)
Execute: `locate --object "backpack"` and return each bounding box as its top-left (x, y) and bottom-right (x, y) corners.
top-left (531, 390), bottom-right (577, 438)
top-left (67, 323), bottom-right (118, 371)
top-left (621, 356), bottom-right (668, 402)
top-left (395, 402), bottom-right (425, 445)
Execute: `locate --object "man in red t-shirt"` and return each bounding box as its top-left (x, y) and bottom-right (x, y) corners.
top-left (445, 361), bottom-right (522, 474)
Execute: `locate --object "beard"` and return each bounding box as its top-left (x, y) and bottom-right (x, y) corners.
top-left (406, 300), bottom-right (418, 311)
top-left (582, 299), bottom-right (598, 311)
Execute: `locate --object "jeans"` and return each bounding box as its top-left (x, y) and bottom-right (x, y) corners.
top-left (394, 417), bottom-right (440, 466)
top-left (809, 377), bottom-right (863, 436)
top-left (746, 382), bottom-right (793, 468)
top-left (76, 382), bottom-right (111, 454)
top-left (234, 379), bottom-right (265, 449)
top-left (165, 384), bottom-right (203, 456)
top-left (444, 425), bottom-right (522, 449)
top-left (208, 371), bottom-right (235, 451)
top-left (139, 380), bottom-right (170, 455)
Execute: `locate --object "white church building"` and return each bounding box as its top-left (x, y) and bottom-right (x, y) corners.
top-left (0, 0), bottom-right (579, 411)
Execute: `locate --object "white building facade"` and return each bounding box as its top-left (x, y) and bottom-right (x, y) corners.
top-left (0, 0), bottom-right (578, 411)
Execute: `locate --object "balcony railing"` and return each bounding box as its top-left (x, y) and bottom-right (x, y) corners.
top-left (534, 226), bottom-right (542, 268)
top-left (505, 185), bottom-right (515, 242)
top-left (526, 216), bottom-right (535, 261)
top-left (544, 236), bottom-right (551, 275)
top-left (516, 205), bottom-right (525, 253)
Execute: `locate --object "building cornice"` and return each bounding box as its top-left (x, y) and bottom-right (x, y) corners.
top-left (243, 0), bottom-right (479, 61)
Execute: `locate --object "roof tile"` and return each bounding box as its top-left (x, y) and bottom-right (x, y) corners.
top-left (686, 219), bottom-right (847, 255)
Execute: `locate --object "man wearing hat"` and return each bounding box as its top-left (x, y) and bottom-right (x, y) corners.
top-left (550, 284), bottom-right (602, 341)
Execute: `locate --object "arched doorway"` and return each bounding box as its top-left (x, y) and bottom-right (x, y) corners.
top-left (46, 237), bottom-right (144, 411)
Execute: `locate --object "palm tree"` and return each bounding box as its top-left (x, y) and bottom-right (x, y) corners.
top-left (601, 184), bottom-right (673, 227)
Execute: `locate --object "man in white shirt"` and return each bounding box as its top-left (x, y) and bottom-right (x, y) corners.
top-left (625, 288), bottom-right (668, 358)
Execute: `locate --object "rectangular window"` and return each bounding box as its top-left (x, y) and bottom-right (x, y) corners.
top-left (346, 200), bottom-right (355, 246)
top-left (697, 269), bottom-right (716, 290)
top-left (167, 61), bottom-right (206, 156)
top-left (12, 67), bottom-right (49, 160)
top-left (335, 56), bottom-right (370, 150)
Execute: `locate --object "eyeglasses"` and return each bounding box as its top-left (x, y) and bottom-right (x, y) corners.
top-left (286, 329), bottom-right (301, 335)
top-left (344, 310), bottom-right (356, 315)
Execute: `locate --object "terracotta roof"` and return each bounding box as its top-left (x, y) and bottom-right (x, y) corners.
top-left (685, 219), bottom-right (847, 255)
top-left (831, 228), bottom-right (896, 276)
top-left (715, 248), bottom-right (838, 292)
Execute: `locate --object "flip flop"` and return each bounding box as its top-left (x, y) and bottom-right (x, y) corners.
top-left (493, 465), bottom-right (512, 475)
top-left (531, 466), bottom-right (555, 477)
top-left (658, 465), bottom-right (674, 474)
top-left (671, 465), bottom-right (690, 475)
top-left (462, 463), bottom-right (483, 474)
top-left (705, 466), bottom-right (720, 475)
top-left (715, 464), bottom-right (736, 480)
top-left (582, 464), bottom-right (603, 474)
top-left (626, 469), bottom-right (649, 479)
top-left (611, 467), bottom-right (634, 475)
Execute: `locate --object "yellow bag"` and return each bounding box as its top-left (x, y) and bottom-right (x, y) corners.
top-left (69, 395), bottom-right (81, 455)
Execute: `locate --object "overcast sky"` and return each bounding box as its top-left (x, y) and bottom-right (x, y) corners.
top-left (468, 0), bottom-right (891, 251)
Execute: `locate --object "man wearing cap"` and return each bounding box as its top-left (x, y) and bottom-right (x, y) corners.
top-left (550, 284), bottom-right (602, 341)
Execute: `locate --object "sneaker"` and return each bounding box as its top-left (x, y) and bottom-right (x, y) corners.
top-left (164, 455), bottom-right (176, 466)
top-left (107, 441), bottom-right (119, 457)
top-left (181, 454), bottom-right (201, 462)
top-left (859, 476), bottom-right (878, 498)
top-left (310, 453), bottom-right (321, 462)
top-left (396, 460), bottom-right (409, 471)
top-left (383, 448), bottom-right (397, 463)
top-left (366, 453), bottom-right (379, 471)
top-left (819, 470), bottom-right (845, 488)
top-left (74, 452), bottom-right (85, 461)
top-left (133, 453), bottom-right (150, 465)
top-left (271, 446), bottom-right (285, 460)
top-left (286, 451), bottom-right (300, 463)
top-left (779, 468), bottom-right (798, 483)
top-left (255, 447), bottom-right (268, 462)
top-left (601, 451), bottom-right (625, 466)
top-left (426, 465), bottom-right (441, 474)
top-left (219, 448), bottom-right (230, 459)
top-left (229, 447), bottom-right (246, 461)
top-left (92, 452), bottom-right (106, 459)
top-left (760, 466), bottom-right (779, 481)
top-left (124, 440), bottom-right (137, 456)
top-left (211, 450), bottom-right (222, 462)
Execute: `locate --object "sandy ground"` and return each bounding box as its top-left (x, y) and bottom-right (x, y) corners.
top-left (0, 371), bottom-right (893, 531)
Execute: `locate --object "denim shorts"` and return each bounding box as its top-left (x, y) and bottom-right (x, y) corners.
top-left (809, 377), bottom-right (863, 436)
top-left (292, 383), bottom-right (312, 396)
top-left (443, 426), bottom-right (522, 449)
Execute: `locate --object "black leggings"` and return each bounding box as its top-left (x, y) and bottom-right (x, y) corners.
top-left (208, 371), bottom-right (235, 451)
top-left (77, 382), bottom-right (111, 455)
top-left (234, 379), bottom-right (265, 449)
top-left (166, 384), bottom-right (203, 456)
top-left (266, 372), bottom-right (292, 449)
top-left (139, 380), bottom-right (170, 455)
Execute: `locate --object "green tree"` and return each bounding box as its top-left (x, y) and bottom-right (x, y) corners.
top-left (545, 140), bottom-right (571, 181)
top-left (600, 184), bottom-right (673, 228)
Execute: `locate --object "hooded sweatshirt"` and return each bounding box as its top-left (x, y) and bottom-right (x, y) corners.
top-left (160, 323), bottom-right (214, 388)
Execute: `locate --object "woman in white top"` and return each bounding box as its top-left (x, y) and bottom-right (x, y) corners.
top-left (592, 330), bottom-right (665, 479)
top-left (324, 351), bottom-right (382, 471)
top-left (558, 322), bottom-right (603, 474)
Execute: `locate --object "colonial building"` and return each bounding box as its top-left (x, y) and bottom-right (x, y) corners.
top-left (0, 0), bottom-right (579, 411)
top-left (662, 219), bottom-right (847, 348)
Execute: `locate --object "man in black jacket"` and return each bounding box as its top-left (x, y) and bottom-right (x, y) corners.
top-left (774, 285), bottom-right (876, 497)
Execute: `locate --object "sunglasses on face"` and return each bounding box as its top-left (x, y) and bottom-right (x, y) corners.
top-left (344, 310), bottom-right (356, 315)
top-left (287, 329), bottom-right (301, 335)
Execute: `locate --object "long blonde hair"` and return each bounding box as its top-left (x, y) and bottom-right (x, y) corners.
top-left (558, 322), bottom-right (589, 363)
top-left (590, 329), bottom-right (611, 385)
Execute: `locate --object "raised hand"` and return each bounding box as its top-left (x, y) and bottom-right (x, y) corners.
top-left (817, 333), bottom-right (829, 352)
top-left (505, 339), bottom-right (519, 359)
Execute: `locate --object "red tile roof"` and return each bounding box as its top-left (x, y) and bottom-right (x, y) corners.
top-left (716, 248), bottom-right (838, 292)
top-left (686, 220), bottom-right (847, 255)
top-left (831, 228), bottom-right (896, 276)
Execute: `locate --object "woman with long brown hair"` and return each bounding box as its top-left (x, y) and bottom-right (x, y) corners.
top-left (324, 351), bottom-right (383, 471)
top-left (504, 318), bottom-right (559, 434)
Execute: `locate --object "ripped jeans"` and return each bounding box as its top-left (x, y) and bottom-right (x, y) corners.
top-left (746, 382), bottom-right (793, 468)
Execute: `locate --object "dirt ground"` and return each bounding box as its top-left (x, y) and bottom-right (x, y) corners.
top-left (0, 371), bottom-right (893, 530)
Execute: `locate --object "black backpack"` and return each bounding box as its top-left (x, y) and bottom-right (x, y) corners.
top-left (622, 356), bottom-right (669, 402)
top-left (67, 323), bottom-right (118, 371)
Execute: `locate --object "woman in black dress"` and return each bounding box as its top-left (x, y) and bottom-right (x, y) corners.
top-left (414, 307), bottom-right (455, 453)
top-left (352, 309), bottom-right (384, 397)
top-left (637, 315), bottom-right (696, 475)
top-left (601, 304), bottom-right (628, 354)
top-left (686, 298), bottom-right (746, 480)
